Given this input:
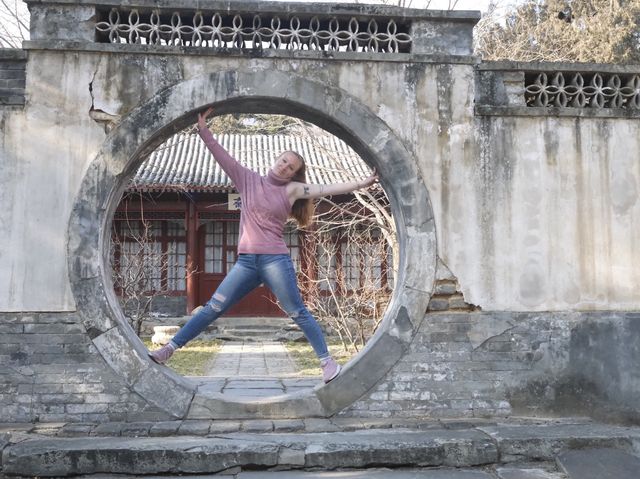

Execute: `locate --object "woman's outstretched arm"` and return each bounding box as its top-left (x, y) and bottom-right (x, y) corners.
top-left (197, 107), bottom-right (250, 188)
top-left (288, 170), bottom-right (379, 201)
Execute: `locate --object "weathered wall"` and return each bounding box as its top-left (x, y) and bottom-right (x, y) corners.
top-left (1, 0), bottom-right (639, 423)
top-left (0, 312), bottom-right (172, 422)
top-left (431, 115), bottom-right (640, 311)
top-left (0, 51), bottom-right (465, 312)
top-left (4, 54), bottom-right (640, 313)
top-left (0, 50), bottom-right (105, 311)
top-left (344, 310), bottom-right (640, 424)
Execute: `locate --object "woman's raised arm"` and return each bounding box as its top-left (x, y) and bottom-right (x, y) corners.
top-left (197, 107), bottom-right (250, 188)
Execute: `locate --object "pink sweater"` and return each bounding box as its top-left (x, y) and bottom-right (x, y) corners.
top-left (198, 127), bottom-right (292, 254)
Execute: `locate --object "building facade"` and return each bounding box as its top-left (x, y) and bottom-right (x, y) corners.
top-left (112, 130), bottom-right (391, 317)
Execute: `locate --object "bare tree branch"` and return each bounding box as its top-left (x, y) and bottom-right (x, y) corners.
top-left (475, 0), bottom-right (640, 63)
top-left (0, 0), bottom-right (29, 48)
top-left (111, 201), bottom-right (197, 336)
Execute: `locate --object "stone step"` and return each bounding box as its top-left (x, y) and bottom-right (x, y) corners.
top-left (556, 448), bottom-right (640, 479)
top-left (2, 422), bottom-right (640, 477)
top-left (215, 317), bottom-right (294, 328)
top-left (219, 325), bottom-right (289, 331)
top-left (48, 466), bottom-right (568, 478)
top-left (217, 327), bottom-right (288, 334)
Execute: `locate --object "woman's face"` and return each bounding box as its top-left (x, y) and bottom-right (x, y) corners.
top-left (272, 152), bottom-right (302, 180)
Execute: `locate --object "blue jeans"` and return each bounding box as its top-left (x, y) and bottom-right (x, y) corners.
top-left (170, 254), bottom-right (330, 361)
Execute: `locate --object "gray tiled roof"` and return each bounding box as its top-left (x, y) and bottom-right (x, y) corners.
top-left (130, 132), bottom-right (369, 192)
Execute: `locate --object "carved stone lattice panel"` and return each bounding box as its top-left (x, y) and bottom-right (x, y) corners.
top-left (525, 72), bottom-right (640, 109)
top-left (95, 9), bottom-right (412, 53)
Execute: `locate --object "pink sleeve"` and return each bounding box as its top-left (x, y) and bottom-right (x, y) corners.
top-left (198, 127), bottom-right (249, 191)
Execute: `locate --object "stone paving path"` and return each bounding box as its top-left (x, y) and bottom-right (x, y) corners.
top-left (206, 341), bottom-right (299, 377)
top-left (191, 341), bottom-right (318, 399)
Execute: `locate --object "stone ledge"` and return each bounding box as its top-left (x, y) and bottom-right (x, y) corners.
top-left (0, 96), bottom-right (25, 106)
top-left (475, 105), bottom-right (640, 119)
top-left (3, 420), bottom-right (639, 476)
top-left (478, 60), bottom-right (640, 74)
top-left (24, 0), bottom-right (481, 22)
top-left (0, 49), bottom-right (27, 61)
top-left (1, 429), bottom-right (496, 475)
top-left (22, 40), bottom-right (479, 65)
top-left (0, 417), bottom-right (585, 438)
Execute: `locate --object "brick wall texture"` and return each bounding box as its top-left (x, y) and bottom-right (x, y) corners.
top-left (342, 311), bottom-right (576, 419)
top-left (0, 50), bottom-right (26, 106)
top-left (1, 310), bottom-right (637, 423)
top-left (0, 313), bottom-right (171, 423)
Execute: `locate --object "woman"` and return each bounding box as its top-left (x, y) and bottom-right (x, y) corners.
top-left (149, 107), bottom-right (378, 383)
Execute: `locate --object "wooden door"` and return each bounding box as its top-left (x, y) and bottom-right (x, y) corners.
top-left (197, 220), bottom-right (284, 316)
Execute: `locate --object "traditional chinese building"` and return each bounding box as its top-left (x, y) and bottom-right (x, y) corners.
top-left (112, 130), bottom-right (389, 317)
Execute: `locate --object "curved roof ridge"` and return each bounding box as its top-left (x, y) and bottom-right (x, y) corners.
top-left (130, 131), bottom-right (368, 191)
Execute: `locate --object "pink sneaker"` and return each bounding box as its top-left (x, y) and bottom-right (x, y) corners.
top-left (149, 343), bottom-right (176, 364)
top-left (321, 358), bottom-right (341, 383)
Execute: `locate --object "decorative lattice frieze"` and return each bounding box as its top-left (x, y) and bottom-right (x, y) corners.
top-left (95, 8), bottom-right (412, 53)
top-left (525, 72), bottom-right (640, 109)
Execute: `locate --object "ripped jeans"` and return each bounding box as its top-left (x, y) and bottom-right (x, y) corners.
top-left (170, 254), bottom-right (330, 361)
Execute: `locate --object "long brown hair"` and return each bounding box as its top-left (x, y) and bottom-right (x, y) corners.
top-left (287, 151), bottom-right (315, 227)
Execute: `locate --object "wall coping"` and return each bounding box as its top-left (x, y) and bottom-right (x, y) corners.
top-left (22, 41), bottom-right (479, 64)
top-left (475, 105), bottom-right (640, 119)
top-left (24, 0), bottom-right (481, 22)
top-left (0, 49), bottom-right (27, 60)
top-left (478, 60), bottom-right (640, 74)
top-left (476, 61), bottom-right (640, 117)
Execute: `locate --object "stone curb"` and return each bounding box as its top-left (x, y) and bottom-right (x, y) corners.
top-left (2, 421), bottom-right (639, 476)
top-left (2, 418), bottom-right (500, 438)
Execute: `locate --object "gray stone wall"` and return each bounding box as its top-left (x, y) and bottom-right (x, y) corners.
top-left (0, 1), bottom-right (639, 423)
top-left (565, 313), bottom-right (640, 423)
top-left (150, 296), bottom-right (188, 318)
top-left (344, 311), bottom-right (570, 419)
top-left (2, 310), bottom-right (638, 423)
top-left (0, 313), bottom-right (171, 423)
top-left (0, 50), bottom-right (26, 106)
top-left (344, 312), bottom-right (640, 424)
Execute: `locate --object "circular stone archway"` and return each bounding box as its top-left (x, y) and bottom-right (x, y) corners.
top-left (68, 70), bottom-right (437, 419)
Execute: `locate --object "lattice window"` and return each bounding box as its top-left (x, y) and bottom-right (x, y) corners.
top-left (112, 219), bottom-right (187, 293)
top-left (204, 222), bottom-right (225, 274)
top-left (166, 220), bottom-right (187, 290)
top-left (525, 72), bottom-right (640, 109)
top-left (284, 224), bottom-right (300, 271)
top-left (95, 8), bottom-right (412, 53)
top-left (315, 228), bottom-right (388, 293)
top-left (316, 241), bottom-right (338, 292)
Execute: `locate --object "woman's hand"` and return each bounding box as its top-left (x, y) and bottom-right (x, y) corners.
top-left (198, 107), bottom-right (214, 130)
top-left (359, 168), bottom-right (379, 189)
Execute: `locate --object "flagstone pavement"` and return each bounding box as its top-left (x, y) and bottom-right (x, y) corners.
top-left (190, 340), bottom-right (319, 399)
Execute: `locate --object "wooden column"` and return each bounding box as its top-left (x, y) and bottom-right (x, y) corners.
top-left (185, 200), bottom-right (198, 314)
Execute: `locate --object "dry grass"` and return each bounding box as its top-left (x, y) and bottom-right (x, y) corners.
top-left (143, 339), bottom-right (221, 376)
top-left (284, 340), bottom-right (354, 376)
top-left (144, 338), bottom-right (354, 377)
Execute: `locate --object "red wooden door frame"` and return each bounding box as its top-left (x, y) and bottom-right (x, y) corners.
top-left (196, 219), bottom-right (284, 317)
